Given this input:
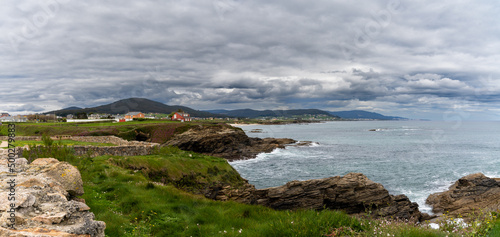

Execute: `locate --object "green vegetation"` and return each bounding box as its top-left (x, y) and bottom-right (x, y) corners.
top-left (489, 219), bottom-right (500, 237)
top-left (0, 121), bottom-right (188, 143)
top-left (435, 211), bottom-right (500, 236)
top-left (3, 139), bottom-right (116, 148)
top-left (109, 146), bottom-right (246, 194)
top-left (59, 151), bottom-right (457, 237)
top-left (69, 155), bottom-right (372, 236)
top-left (18, 133), bottom-right (500, 236)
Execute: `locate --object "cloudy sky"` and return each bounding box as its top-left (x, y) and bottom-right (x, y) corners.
top-left (1, 0), bottom-right (500, 120)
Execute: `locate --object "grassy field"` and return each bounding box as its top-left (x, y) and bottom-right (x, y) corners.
top-left (70, 149), bottom-right (452, 237)
top-left (1, 139), bottom-right (117, 148)
top-left (12, 125), bottom-right (500, 236)
top-left (24, 144), bottom-right (471, 237)
top-left (0, 121), bottom-right (196, 144)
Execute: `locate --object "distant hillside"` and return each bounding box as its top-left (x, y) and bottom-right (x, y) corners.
top-left (329, 110), bottom-right (408, 120)
top-left (205, 109), bottom-right (338, 119)
top-left (49, 98), bottom-right (222, 118)
top-left (61, 106), bottom-right (82, 111)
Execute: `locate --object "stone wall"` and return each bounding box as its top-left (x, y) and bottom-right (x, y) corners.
top-left (71, 136), bottom-right (159, 146)
top-left (0, 136), bottom-right (41, 141)
top-left (0, 136), bottom-right (159, 147)
top-left (72, 145), bottom-right (158, 157)
top-left (0, 136), bottom-right (160, 158)
top-left (13, 145), bottom-right (158, 158)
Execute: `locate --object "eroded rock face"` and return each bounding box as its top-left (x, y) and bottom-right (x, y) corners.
top-left (164, 125), bottom-right (296, 161)
top-left (426, 173), bottom-right (500, 216)
top-left (0, 158), bottom-right (105, 237)
top-left (217, 173), bottom-right (427, 221)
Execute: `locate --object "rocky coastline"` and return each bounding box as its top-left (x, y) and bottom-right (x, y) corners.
top-left (164, 124), bottom-right (500, 222)
top-left (163, 124), bottom-right (299, 161)
top-left (214, 173), bottom-right (430, 222)
top-left (426, 173), bottom-right (500, 218)
top-left (2, 124), bottom-right (498, 234)
top-left (219, 172), bottom-right (500, 222)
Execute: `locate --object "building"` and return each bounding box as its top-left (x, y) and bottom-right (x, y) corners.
top-left (88, 114), bottom-right (101, 120)
top-left (124, 112), bottom-right (145, 120)
top-left (171, 112), bottom-right (191, 122)
top-left (0, 115), bottom-right (28, 122)
top-left (114, 115), bottom-right (126, 122)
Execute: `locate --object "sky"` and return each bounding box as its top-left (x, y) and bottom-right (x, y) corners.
top-left (1, 0), bottom-right (500, 120)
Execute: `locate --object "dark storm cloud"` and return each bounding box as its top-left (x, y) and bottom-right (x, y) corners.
top-left (1, 0), bottom-right (499, 120)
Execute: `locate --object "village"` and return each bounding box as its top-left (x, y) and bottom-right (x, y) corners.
top-left (0, 111), bottom-right (198, 123)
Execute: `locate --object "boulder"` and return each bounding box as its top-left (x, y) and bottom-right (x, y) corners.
top-left (0, 158), bottom-right (105, 236)
top-left (218, 173), bottom-right (426, 221)
top-left (164, 125), bottom-right (296, 161)
top-left (44, 162), bottom-right (84, 196)
top-left (426, 173), bottom-right (500, 216)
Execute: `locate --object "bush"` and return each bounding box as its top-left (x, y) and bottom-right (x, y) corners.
top-left (23, 135), bottom-right (75, 163)
top-left (133, 118), bottom-right (151, 121)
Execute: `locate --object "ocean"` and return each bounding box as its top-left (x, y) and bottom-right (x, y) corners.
top-left (229, 121), bottom-right (500, 213)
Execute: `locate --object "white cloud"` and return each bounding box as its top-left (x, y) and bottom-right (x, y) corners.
top-left (0, 0), bottom-right (499, 119)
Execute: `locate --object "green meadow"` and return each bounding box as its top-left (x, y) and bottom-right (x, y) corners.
top-left (10, 122), bottom-right (500, 236)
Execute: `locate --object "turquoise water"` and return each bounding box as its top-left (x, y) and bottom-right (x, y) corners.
top-left (229, 121), bottom-right (500, 213)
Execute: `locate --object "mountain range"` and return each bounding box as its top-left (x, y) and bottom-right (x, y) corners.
top-left (205, 109), bottom-right (407, 120)
top-left (328, 110), bottom-right (408, 120)
top-left (48, 98), bottom-right (408, 120)
top-left (49, 98), bottom-right (220, 118)
top-left (203, 109), bottom-right (337, 119)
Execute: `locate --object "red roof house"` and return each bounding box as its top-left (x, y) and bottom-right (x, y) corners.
top-left (171, 112), bottom-right (191, 122)
top-left (124, 112), bottom-right (145, 120)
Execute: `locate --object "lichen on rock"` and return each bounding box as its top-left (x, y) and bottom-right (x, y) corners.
top-left (0, 158), bottom-right (105, 237)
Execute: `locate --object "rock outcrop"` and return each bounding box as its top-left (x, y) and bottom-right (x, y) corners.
top-left (164, 125), bottom-right (296, 161)
top-left (426, 173), bottom-right (500, 216)
top-left (0, 158), bottom-right (105, 236)
top-left (216, 173), bottom-right (428, 221)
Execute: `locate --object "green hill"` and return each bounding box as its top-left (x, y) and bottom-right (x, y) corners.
top-left (49, 98), bottom-right (223, 118)
top-left (204, 108), bottom-right (338, 119)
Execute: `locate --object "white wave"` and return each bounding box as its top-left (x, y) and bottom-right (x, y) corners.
top-left (484, 171), bottom-right (500, 178)
top-left (309, 142), bottom-right (320, 147)
top-left (229, 147), bottom-right (285, 166)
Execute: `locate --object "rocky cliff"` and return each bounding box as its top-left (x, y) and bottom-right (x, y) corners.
top-left (426, 173), bottom-right (500, 216)
top-left (0, 158), bottom-right (105, 237)
top-left (164, 125), bottom-right (296, 161)
top-left (216, 173), bottom-right (428, 222)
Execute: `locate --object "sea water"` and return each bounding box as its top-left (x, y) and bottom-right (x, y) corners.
top-left (229, 121), bottom-right (500, 213)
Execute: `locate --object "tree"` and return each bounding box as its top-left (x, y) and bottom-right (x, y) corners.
top-left (75, 112), bottom-right (88, 119)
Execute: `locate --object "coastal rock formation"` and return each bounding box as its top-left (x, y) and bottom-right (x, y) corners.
top-left (0, 158), bottom-right (105, 237)
top-left (426, 173), bottom-right (500, 216)
top-left (217, 173), bottom-right (427, 221)
top-left (164, 125), bottom-right (296, 160)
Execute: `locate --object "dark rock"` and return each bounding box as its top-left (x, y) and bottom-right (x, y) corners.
top-left (218, 173), bottom-right (426, 222)
top-left (426, 173), bottom-right (500, 216)
top-left (163, 125), bottom-right (296, 161)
